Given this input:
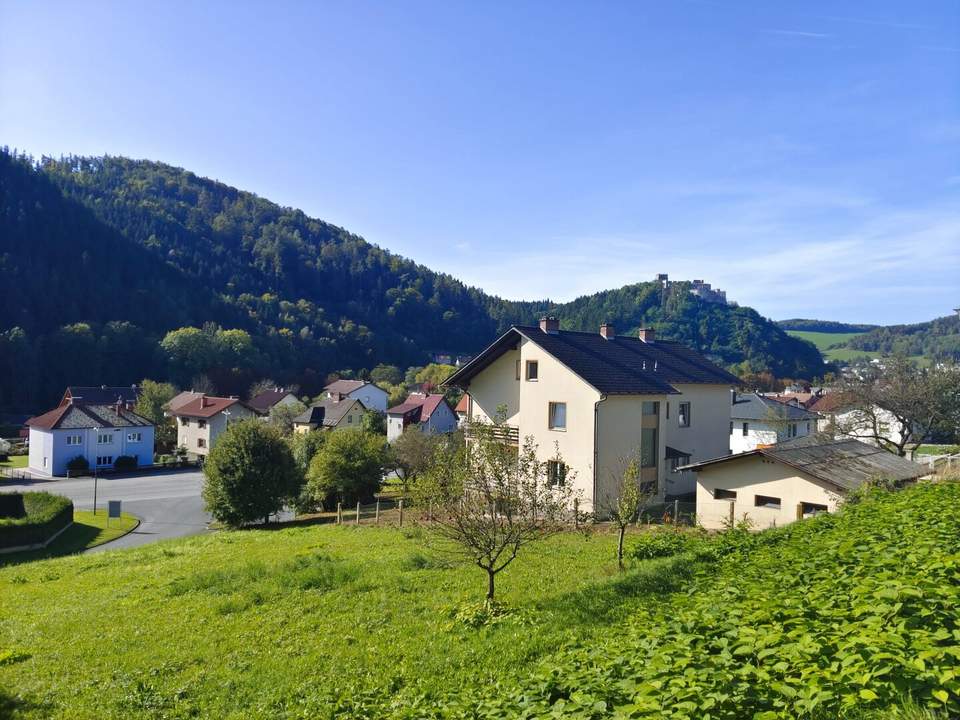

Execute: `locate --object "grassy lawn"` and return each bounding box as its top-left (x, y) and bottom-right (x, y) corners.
top-left (915, 444), bottom-right (960, 456)
top-left (0, 523), bottom-right (674, 718)
top-left (786, 329), bottom-right (873, 362)
top-left (0, 456), bottom-right (27, 470)
top-left (0, 511), bottom-right (138, 565)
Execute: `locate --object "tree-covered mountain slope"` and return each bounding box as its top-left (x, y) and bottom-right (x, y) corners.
top-left (847, 314), bottom-right (960, 360)
top-left (0, 150), bottom-right (825, 411)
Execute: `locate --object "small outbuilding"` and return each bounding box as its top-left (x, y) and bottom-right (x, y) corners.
top-left (681, 435), bottom-right (928, 529)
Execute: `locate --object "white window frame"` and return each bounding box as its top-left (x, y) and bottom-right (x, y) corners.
top-left (97, 433), bottom-right (113, 445)
top-left (678, 402), bottom-right (691, 428)
top-left (127, 432), bottom-right (142, 442)
top-left (548, 401), bottom-right (566, 430)
top-left (525, 360), bottom-right (539, 381)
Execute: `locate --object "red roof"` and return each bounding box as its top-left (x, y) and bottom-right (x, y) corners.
top-left (169, 396), bottom-right (247, 418)
top-left (455, 394), bottom-right (470, 413)
top-left (25, 405), bottom-right (72, 430)
top-left (387, 393), bottom-right (451, 423)
top-left (808, 393), bottom-right (852, 414)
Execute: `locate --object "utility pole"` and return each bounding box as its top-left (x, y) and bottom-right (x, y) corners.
top-left (92, 426), bottom-right (99, 515)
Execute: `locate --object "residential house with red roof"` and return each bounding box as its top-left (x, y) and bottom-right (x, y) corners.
top-left (168, 395), bottom-right (258, 459)
top-left (386, 392), bottom-right (457, 442)
top-left (323, 379), bottom-right (388, 413)
top-left (26, 401), bottom-right (155, 476)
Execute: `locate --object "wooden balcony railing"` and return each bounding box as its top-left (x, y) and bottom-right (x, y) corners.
top-left (465, 423), bottom-right (520, 445)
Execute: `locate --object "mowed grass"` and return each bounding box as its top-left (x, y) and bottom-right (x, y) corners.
top-left (787, 330), bottom-right (871, 362)
top-left (0, 455), bottom-right (27, 469)
top-left (0, 510), bottom-right (139, 565)
top-left (0, 523), bottom-right (676, 718)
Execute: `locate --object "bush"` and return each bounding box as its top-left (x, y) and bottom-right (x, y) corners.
top-left (66, 455), bottom-right (90, 475)
top-left (0, 492), bottom-right (73, 548)
top-left (306, 429), bottom-right (386, 508)
top-left (113, 455), bottom-right (137, 471)
top-left (202, 419), bottom-right (302, 528)
top-left (631, 527), bottom-right (698, 560)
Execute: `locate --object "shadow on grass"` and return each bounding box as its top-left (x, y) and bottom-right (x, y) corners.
top-left (0, 520), bottom-right (118, 567)
top-left (0, 685), bottom-right (48, 719)
top-left (538, 554), bottom-right (701, 627)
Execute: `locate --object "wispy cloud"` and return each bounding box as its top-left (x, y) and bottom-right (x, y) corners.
top-left (814, 15), bottom-right (933, 31)
top-left (761, 29), bottom-right (831, 39)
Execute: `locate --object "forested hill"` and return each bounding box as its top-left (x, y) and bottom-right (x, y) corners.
top-left (847, 314), bottom-right (960, 359)
top-left (0, 150), bottom-right (825, 412)
top-left (777, 319), bottom-right (879, 333)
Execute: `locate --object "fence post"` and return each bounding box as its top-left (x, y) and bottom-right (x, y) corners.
top-left (399, 498), bottom-right (404, 527)
top-left (356, 501), bottom-right (361, 525)
top-left (574, 498), bottom-right (579, 528)
top-left (673, 499), bottom-right (679, 523)
top-left (728, 500), bottom-right (735, 527)
top-left (336, 502), bottom-right (342, 525)
top-left (375, 499), bottom-right (380, 524)
top-left (429, 501), bottom-right (433, 523)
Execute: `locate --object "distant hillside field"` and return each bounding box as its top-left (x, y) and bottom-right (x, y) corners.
top-left (785, 329), bottom-right (873, 362)
top-left (1, 482), bottom-right (958, 717)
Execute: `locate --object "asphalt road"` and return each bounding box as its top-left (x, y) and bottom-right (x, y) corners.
top-left (2, 469), bottom-right (210, 552)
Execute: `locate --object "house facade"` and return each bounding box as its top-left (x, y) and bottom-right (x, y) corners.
top-left (729, 392), bottom-right (819, 454)
top-left (386, 393), bottom-right (458, 441)
top-left (323, 380), bottom-right (388, 413)
top-left (444, 319), bottom-right (739, 513)
top-left (685, 436), bottom-right (927, 529)
top-left (26, 402), bottom-right (155, 476)
top-left (292, 398), bottom-right (366, 434)
top-left (808, 393), bottom-right (909, 450)
top-left (168, 395), bottom-right (258, 458)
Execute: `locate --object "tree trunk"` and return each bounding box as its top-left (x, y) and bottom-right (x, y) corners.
top-left (617, 525), bottom-right (626, 571)
top-left (486, 568), bottom-right (496, 603)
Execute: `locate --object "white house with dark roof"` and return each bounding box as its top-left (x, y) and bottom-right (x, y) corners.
top-left (26, 402), bottom-right (155, 476)
top-left (729, 392), bottom-right (819, 454)
top-left (324, 379), bottom-right (388, 413)
top-left (443, 318), bottom-right (740, 513)
top-left (292, 398), bottom-right (367, 434)
top-left (168, 395), bottom-right (258, 458)
top-left (386, 393), bottom-right (457, 442)
top-left (683, 435), bottom-right (928, 529)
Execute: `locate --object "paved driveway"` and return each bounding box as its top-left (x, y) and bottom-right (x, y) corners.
top-left (2, 469), bottom-right (210, 551)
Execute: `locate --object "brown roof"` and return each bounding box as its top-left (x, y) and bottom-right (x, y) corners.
top-left (808, 393), bottom-right (852, 414)
top-left (168, 395), bottom-right (249, 418)
top-left (165, 390), bottom-right (204, 412)
top-left (28, 403), bottom-right (153, 431)
top-left (293, 398), bottom-right (364, 428)
top-left (455, 394), bottom-right (470, 413)
top-left (387, 393), bottom-right (451, 423)
top-left (324, 379), bottom-right (369, 396)
top-left (248, 389), bottom-right (296, 412)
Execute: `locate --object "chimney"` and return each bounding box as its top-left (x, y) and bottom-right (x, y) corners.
top-left (539, 316), bottom-right (560, 334)
top-left (731, 389), bottom-right (737, 405)
top-left (599, 322), bottom-right (615, 340)
top-left (199, 395), bottom-right (207, 408)
top-left (638, 327), bottom-right (655, 343)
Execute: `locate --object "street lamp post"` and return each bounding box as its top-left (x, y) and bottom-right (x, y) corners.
top-left (92, 426), bottom-right (99, 515)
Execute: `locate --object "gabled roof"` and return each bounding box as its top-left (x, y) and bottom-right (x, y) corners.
top-left (387, 393), bottom-right (451, 423)
top-left (62, 385), bottom-right (140, 406)
top-left (165, 390), bottom-right (204, 413)
top-left (808, 392), bottom-right (853, 414)
top-left (28, 403), bottom-right (153, 431)
top-left (324, 379), bottom-right (384, 397)
top-left (455, 394), bottom-right (470, 413)
top-left (248, 389), bottom-right (297, 412)
top-left (680, 435), bottom-right (927, 491)
top-left (293, 398), bottom-right (364, 428)
top-left (444, 326), bottom-right (739, 395)
top-left (731, 392), bottom-right (820, 421)
top-left (168, 396), bottom-right (252, 418)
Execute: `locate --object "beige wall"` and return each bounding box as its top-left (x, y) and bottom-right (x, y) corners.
top-left (176, 405), bottom-right (257, 456)
top-left (294, 405), bottom-right (366, 436)
top-left (594, 395), bottom-right (663, 512)
top-left (695, 455), bottom-right (842, 530)
top-left (467, 346), bottom-right (521, 425)
top-left (661, 384), bottom-right (734, 495)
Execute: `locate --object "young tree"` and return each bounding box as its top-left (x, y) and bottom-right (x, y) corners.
top-left (134, 379), bottom-right (178, 451)
top-left (837, 356), bottom-right (960, 457)
top-left (370, 364), bottom-right (403, 387)
top-left (389, 428), bottom-right (440, 492)
top-left (202, 419), bottom-right (302, 528)
top-left (306, 429), bottom-right (387, 508)
top-left (360, 409), bottom-right (387, 435)
top-left (269, 400), bottom-right (308, 435)
top-left (608, 458), bottom-right (657, 571)
top-left (421, 420), bottom-right (577, 603)
top-left (288, 430), bottom-right (326, 473)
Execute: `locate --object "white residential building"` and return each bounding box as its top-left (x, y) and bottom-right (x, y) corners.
top-left (26, 402), bottom-right (155, 476)
top-left (386, 393), bottom-right (458, 442)
top-left (324, 380), bottom-right (389, 413)
top-left (729, 392), bottom-right (819, 454)
top-left (443, 319), bottom-right (739, 514)
top-left (168, 395), bottom-right (258, 459)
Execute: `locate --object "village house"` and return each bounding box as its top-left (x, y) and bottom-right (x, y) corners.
top-left (443, 318), bottom-right (740, 514)
top-left (729, 392), bottom-right (819, 454)
top-left (168, 395), bottom-right (258, 459)
top-left (684, 435), bottom-right (927, 529)
top-left (323, 379), bottom-right (388, 413)
top-left (808, 393), bottom-right (911, 451)
top-left (247, 388), bottom-right (301, 415)
top-left (454, 394), bottom-right (470, 427)
top-left (26, 401), bottom-right (155, 476)
top-left (386, 392), bottom-right (457, 442)
top-left (292, 398), bottom-right (367, 434)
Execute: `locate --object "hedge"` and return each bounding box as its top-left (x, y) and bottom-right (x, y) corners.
top-left (0, 492), bottom-right (73, 549)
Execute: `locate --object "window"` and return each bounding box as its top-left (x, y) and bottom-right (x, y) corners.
top-left (801, 502), bottom-right (828, 516)
top-left (714, 488), bottom-right (737, 500)
top-left (755, 495), bottom-right (781, 509)
top-left (96, 456), bottom-right (113, 467)
top-left (547, 460), bottom-right (568, 486)
top-left (548, 402), bottom-right (566, 430)
top-left (197, 419), bottom-right (207, 429)
top-left (665, 402), bottom-right (670, 419)
top-left (742, 422), bottom-right (749, 436)
top-left (65, 435), bottom-right (82, 446)
top-left (640, 428), bottom-right (658, 468)
top-left (97, 433), bottom-right (112, 445)
top-left (787, 423), bottom-right (798, 438)
top-left (197, 438), bottom-right (206, 449)
top-left (525, 360), bottom-right (539, 381)
top-left (127, 432), bottom-right (142, 442)
top-left (180, 417), bottom-right (190, 427)
top-left (806, 421), bottom-right (811, 433)
top-left (668, 453), bottom-right (690, 472)
top-left (347, 414), bottom-right (353, 424)
top-left (515, 359), bottom-right (521, 381)
top-left (642, 401), bottom-right (659, 416)
top-left (729, 421), bottom-right (733, 435)
top-left (43, 456), bottom-right (48, 468)
top-left (678, 402), bottom-right (691, 427)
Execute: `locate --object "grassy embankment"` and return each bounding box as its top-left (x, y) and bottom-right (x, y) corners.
top-left (1, 482), bottom-right (958, 719)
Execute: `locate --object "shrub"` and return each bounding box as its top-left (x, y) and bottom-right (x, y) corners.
top-left (630, 526), bottom-right (697, 560)
top-left (0, 492), bottom-right (73, 548)
top-left (113, 455), bottom-right (137, 471)
top-left (306, 429), bottom-right (386, 508)
top-left (66, 455), bottom-right (90, 475)
top-left (201, 419), bottom-right (303, 528)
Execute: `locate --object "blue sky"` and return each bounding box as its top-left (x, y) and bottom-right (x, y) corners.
top-left (1, 1), bottom-right (958, 325)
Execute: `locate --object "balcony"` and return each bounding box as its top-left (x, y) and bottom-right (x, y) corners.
top-left (465, 423), bottom-right (519, 445)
